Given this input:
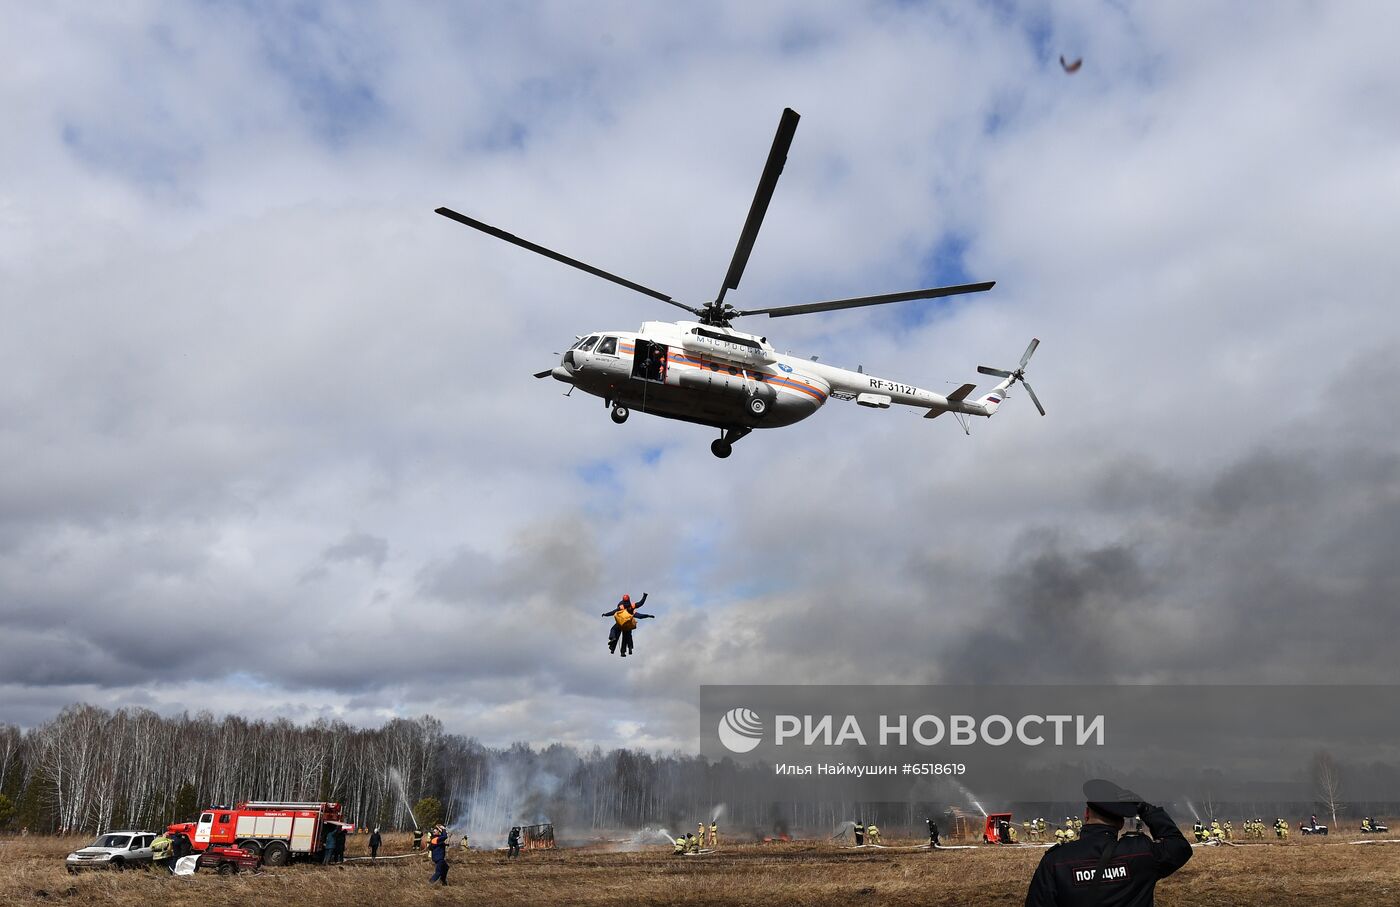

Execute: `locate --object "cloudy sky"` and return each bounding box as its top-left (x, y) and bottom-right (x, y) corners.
top-left (3, 1), bottom-right (1398, 750)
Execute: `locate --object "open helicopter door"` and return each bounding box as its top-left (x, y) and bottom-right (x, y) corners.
top-left (631, 339), bottom-right (669, 383)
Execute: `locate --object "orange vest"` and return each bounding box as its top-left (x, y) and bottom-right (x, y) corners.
top-left (615, 608), bottom-right (637, 630)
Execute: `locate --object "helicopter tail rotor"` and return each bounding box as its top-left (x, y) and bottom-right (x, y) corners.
top-left (976, 338), bottom-right (1045, 416)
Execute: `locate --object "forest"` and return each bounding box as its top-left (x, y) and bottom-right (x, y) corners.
top-left (0, 704), bottom-right (873, 841)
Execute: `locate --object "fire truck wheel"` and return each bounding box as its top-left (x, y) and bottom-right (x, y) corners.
top-left (218, 862), bottom-right (237, 875)
top-left (261, 842), bottom-right (289, 866)
top-left (238, 840), bottom-right (262, 857)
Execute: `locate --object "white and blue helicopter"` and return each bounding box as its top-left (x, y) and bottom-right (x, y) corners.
top-left (437, 108), bottom-right (1042, 458)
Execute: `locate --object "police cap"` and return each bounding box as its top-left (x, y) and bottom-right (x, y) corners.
top-left (1083, 778), bottom-right (1144, 819)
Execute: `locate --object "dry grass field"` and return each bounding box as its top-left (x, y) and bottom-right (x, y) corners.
top-left (3, 831), bottom-right (1398, 906)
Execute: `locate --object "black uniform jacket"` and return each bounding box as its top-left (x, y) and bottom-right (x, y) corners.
top-left (1024, 806), bottom-right (1192, 906)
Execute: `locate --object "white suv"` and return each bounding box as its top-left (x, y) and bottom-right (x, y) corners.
top-left (65, 831), bottom-right (157, 871)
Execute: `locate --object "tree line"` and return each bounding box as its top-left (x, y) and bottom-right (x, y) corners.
top-left (6, 705), bottom-right (1377, 840)
top-left (0, 704), bottom-right (856, 839)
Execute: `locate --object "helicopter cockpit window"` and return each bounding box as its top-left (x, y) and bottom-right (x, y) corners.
top-left (596, 336), bottom-right (617, 355)
top-left (577, 336), bottom-right (599, 352)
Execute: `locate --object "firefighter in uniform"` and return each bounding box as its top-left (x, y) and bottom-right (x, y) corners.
top-left (1024, 779), bottom-right (1192, 907)
top-left (688, 833), bottom-right (701, 854)
top-left (709, 821), bottom-right (718, 847)
top-left (673, 835), bottom-right (687, 856)
top-left (1275, 818), bottom-right (1288, 839)
top-left (1072, 816), bottom-right (1083, 838)
top-left (854, 821), bottom-right (865, 846)
top-left (151, 831), bottom-right (174, 874)
top-left (427, 825), bottom-right (449, 886)
top-left (927, 818), bottom-right (940, 848)
top-left (699, 822), bottom-right (706, 847)
top-left (867, 823), bottom-right (880, 845)
top-left (1192, 821), bottom-right (1205, 842)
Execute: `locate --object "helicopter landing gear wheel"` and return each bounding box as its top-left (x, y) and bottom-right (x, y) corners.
top-left (610, 404), bottom-right (630, 424)
top-left (747, 396), bottom-right (768, 417)
top-left (711, 426), bottom-right (750, 458)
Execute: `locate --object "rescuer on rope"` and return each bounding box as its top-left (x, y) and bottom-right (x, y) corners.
top-left (603, 593), bottom-right (654, 656)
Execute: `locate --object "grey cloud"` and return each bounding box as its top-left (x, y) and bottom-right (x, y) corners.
top-left (321, 530), bottom-right (389, 569)
top-left (1, 2), bottom-right (1399, 752)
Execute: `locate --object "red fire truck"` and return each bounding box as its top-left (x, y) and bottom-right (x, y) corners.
top-left (168, 801), bottom-right (352, 866)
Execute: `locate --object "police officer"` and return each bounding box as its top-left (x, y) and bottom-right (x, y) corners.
top-left (1024, 779), bottom-right (1192, 907)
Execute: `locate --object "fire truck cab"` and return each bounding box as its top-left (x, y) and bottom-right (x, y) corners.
top-left (168, 801), bottom-right (350, 866)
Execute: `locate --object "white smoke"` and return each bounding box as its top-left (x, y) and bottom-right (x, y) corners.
top-left (612, 826), bottom-right (674, 851)
top-left (448, 754), bottom-right (566, 848)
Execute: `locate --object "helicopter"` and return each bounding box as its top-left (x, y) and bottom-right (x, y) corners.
top-left (436, 107), bottom-right (1043, 458)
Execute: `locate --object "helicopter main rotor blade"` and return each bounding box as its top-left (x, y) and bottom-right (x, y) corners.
top-left (435, 207), bottom-right (701, 315)
top-left (714, 108), bottom-right (800, 307)
top-left (977, 365), bottom-right (1012, 378)
top-left (1021, 378), bottom-right (1046, 416)
top-left (736, 281), bottom-right (995, 319)
top-left (1019, 337), bottom-right (1040, 368)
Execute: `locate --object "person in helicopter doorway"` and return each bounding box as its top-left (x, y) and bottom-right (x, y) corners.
top-left (603, 593), bottom-right (654, 657)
